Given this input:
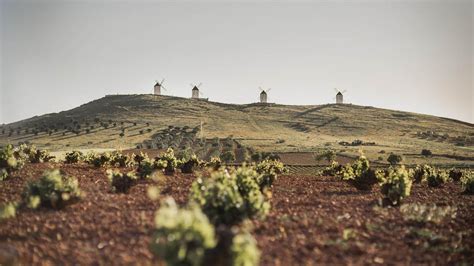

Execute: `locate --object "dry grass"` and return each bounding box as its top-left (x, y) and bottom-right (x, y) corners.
top-left (1, 94), bottom-right (472, 166)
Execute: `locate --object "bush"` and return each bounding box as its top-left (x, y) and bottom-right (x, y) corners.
top-left (411, 164), bottom-right (433, 183)
top-left (461, 172), bottom-right (474, 194)
top-left (254, 159), bottom-right (287, 190)
top-left (314, 149), bottom-right (336, 163)
top-left (157, 148), bottom-right (178, 175)
top-left (133, 152), bottom-right (149, 166)
top-left (0, 202), bottom-right (17, 221)
top-left (64, 150), bottom-right (83, 164)
top-left (421, 149), bottom-right (432, 156)
top-left (220, 151), bottom-right (236, 163)
top-left (400, 203), bottom-right (457, 224)
top-left (0, 144), bottom-right (25, 180)
top-left (22, 170), bottom-right (81, 209)
top-left (387, 153), bottom-right (403, 165)
top-left (337, 156), bottom-right (378, 191)
top-left (322, 161), bottom-right (342, 176)
top-left (427, 169), bottom-right (449, 187)
top-left (230, 231), bottom-right (261, 266)
top-left (191, 167), bottom-right (269, 226)
top-left (107, 170), bottom-right (137, 193)
top-left (153, 159), bottom-right (168, 171)
top-left (89, 152), bottom-right (112, 167)
top-left (180, 154), bottom-right (201, 174)
top-left (378, 166), bottom-right (412, 206)
top-left (207, 157), bottom-right (222, 170)
top-left (448, 168), bottom-right (463, 182)
top-left (110, 152), bottom-right (133, 167)
top-left (137, 158), bottom-right (155, 179)
top-left (151, 198), bottom-right (216, 266)
top-left (20, 145), bottom-right (54, 163)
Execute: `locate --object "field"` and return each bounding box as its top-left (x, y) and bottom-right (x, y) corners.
top-left (1, 94), bottom-right (473, 167)
top-left (0, 161), bottom-right (473, 265)
top-left (1, 94), bottom-right (473, 265)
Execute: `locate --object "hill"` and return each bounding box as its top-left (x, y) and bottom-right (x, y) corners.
top-left (0, 94), bottom-right (473, 166)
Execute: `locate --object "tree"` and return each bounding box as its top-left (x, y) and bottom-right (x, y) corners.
top-left (220, 151), bottom-right (236, 163)
top-left (387, 153), bottom-right (403, 165)
top-left (421, 149), bottom-right (432, 156)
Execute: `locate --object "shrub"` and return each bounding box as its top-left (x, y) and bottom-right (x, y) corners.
top-left (64, 150), bottom-right (83, 164)
top-left (349, 156), bottom-right (377, 190)
top-left (133, 152), bottom-right (149, 166)
top-left (0, 144), bottom-right (25, 180)
top-left (427, 169), bottom-right (449, 187)
top-left (157, 148), bottom-right (178, 175)
top-left (230, 231), bottom-right (260, 266)
top-left (29, 149), bottom-right (55, 163)
top-left (254, 159), bottom-right (287, 190)
top-left (107, 170), bottom-right (137, 193)
top-left (153, 159), bottom-right (168, 171)
top-left (338, 156), bottom-right (378, 191)
top-left (411, 164), bottom-right (433, 183)
top-left (110, 152), bottom-right (133, 167)
top-left (387, 153), bottom-right (403, 165)
top-left (378, 166), bottom-right (412, 206)
top-left (0, 202), bottom-right (17, 221)
top-left (461, 171), bottom-right (474, 194)
top-left (314, 149), bottom-right (336, 163)
top-left (89, 152), bottom-right (112, 167)
top-left (137, 158), bottom-right (155, 179)
top-left (180, 154), bottom-right (201, 174)
top-left (220, 151), bottom-right (236, 163)
top-left (448, 168), bottom-right (463, 182)
top-left (27, 147), bottom-right (55, 163)
top-left (400, 203), bottom-right (457, 224)
top-left (151, 198), bottom-right (216, 266)
top-left (191, 167), bottom-right (269, 226)
top-left (83, 151), bottom-right (97, 164)
top-left (322, 161), bottom-right (342, 176)
top-left (207, 157), bottom-right (222, 170)
top-left (421, 149), bottom-right (432, 156)
top-left (22, 170), bottom-right (81, 209)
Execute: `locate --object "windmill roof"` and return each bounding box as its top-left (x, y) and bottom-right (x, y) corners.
top-left (337, 92), bottom-right (342, 95)
top-left (154, 82), bottom-right (161, 86)
top-left (260, 90), bottom-right (267, 95)
top-left (192, 87), bottom-right (199, 91)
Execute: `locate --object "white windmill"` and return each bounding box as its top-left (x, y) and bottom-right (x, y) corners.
top-left (191, 83), bottom-right (204, 99)
top-left (259, 87), bottom-right (271, 103)
top-left (334, 88), bottom-right (346, 104)
top-left (153, 79), bottom-right (167, 95)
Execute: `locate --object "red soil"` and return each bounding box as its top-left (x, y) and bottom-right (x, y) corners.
top-left (0, 163), bottom-right (473, 265)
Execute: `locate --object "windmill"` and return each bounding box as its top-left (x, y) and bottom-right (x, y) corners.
top-left (259, 87), bottom-right (271, 103)
top-left (334, 88), bottom-right (346, 104)
top-left (154, 79), bottom-right (167, 95)
top-left (191, 83), bottom-right (203, 99)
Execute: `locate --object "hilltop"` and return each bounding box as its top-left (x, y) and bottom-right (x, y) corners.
top-left (0, 94), bottom-right (473, 166)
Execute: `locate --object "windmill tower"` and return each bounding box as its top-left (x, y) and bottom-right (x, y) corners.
top-left (154, 79), bottom-right (166, 95)
top-left (259, 87), bottom-right (271, 103)
top-left (191, 83), bottom-right (202, 99)
top-left (334, 88), bottom-right (346, 104)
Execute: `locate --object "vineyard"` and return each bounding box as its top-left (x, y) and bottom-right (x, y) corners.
top-left (0, 144), bottom-right (473, 265)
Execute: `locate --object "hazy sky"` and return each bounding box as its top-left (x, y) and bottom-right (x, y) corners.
top-left (1, 0), bottom-right (473, 124)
